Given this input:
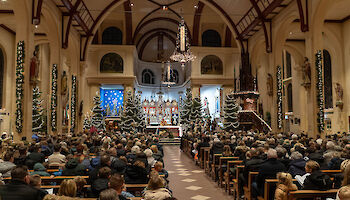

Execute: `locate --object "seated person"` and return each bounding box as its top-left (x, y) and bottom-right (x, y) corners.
top-left (29, 174), bottom-right (48, 199)
top-left (58, 179), bottom-right (77, 197)
top-left (154, 161), bottom-right (168, 179)
top-left (301, 160), bottom-right (332, 190)
top-left (62, 157), bottom-right (87, 176)
top-left (92, 167), bottom-right (111, 197)
top-left (0, 165), bottom-right (42, 200)
top-left (142, 171), bottom-right (172, 200)
top-left (337, 161), bottom-right (350, 199)
top-left (109, 173), bottom-right (134, 200)
top-left (30, 163), bottom-right (50, 176)
top-left (288, 151), bottom-right (306, 177)
top-left (99, 189), bottom-right (119, 200)
top-left (0, 152), bottom-right (16, 177)
top-left (73, 176), bottom-right (87, 198)
top-left (124, 160), bottom-right (149, 184)
top-left (48, 144), bottom-right (66, 167)
top-left (274, 172), bottom-right (298, 200)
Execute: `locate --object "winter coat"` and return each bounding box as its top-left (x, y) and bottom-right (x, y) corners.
top-left (26, 152), bottom-right (45, 169)
top-left (274, 183), bottom-right (298, 200)
top-left (288, 159), bottom-right (306, 177)
top-left (143, 188), bottom-right (172, 200)
top-left (153, 152), bottom-right (163, 163)
top-left (257, 158), bottom-right (286, 189)
top-left (303, 170), bottom-right (332, 191)
top-left (30, 163), bottom-right (50, 176)
top-left (111, 158), bottom-right (127, 174)
top-left (124, 165), bottom-right (149, 184)
top-left (328, 157), bottom-right (344, 170)
top-left (62, 159), bottom-right (87, 176)
top-left (0, 161), bottom-right (16, 177)
top-left (91, 178), bottom-right (109, 197)
top-left (0, 180), bottom-right (42, 200)
top-left (211, 142), bottom-right (224, 156)
top-left (243, 157), bottom-right (264, 181)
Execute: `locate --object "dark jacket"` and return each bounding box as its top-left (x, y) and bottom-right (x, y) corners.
top-left (111, 158), bottom-right (127, 174)
top-left (26, 152), bottom-right (45, 169)
top-left (92, 178), bottom-right (109, 197)
top-left (257, 158), bottom-right (286, 189)
top-left (30, 163), bottom-right (50, 176)
top-left (124, 165), bottom-right (149, 184)
top-left (62, 159), bottom-right (87, 176)
top-left (0, 180), bottom-right (42, 200)
top-left (303, 170), bottom-right (332, 191)
top-left (211, 142), bottom-right (224, 156)
top-left (243, 157), bottom-right (264, 181)
top-left (288, 159), bottom-right (306, 177)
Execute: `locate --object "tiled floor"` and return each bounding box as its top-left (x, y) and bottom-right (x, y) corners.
top-left (164, 145), bottom-right (233, 200)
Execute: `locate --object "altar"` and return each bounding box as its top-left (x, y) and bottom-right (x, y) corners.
top-left (145, 125), bottom-right (182, 137)
top-left (142, 98), bottom-right (179, 126)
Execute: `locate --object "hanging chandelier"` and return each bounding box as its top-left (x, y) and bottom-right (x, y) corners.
top-left (170, 18), bottom-right (195, 68)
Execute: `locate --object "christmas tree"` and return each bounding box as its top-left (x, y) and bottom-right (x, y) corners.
top-left (120, 91), bottom-right (137, 133)
top-left (91, 93), bottom-right (105, 132)
top-left (134, 94), bottom-right (146, 132)
top-left (32, 86), bottom-right (44, 133)
top-left (180, 88), bottom-right (192, 130)
top-left (223, 93), bottom-right (240, 131)
top-left (83, 113), bottom-right (92, 131)
top-left (191, 97), bottom-right (203, 123)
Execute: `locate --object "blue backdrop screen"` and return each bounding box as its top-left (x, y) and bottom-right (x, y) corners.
top-left (100, 88), bottom-right (124, 116)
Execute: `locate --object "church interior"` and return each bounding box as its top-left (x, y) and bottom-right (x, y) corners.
top-left (0, 0), bottom-right (349, 200)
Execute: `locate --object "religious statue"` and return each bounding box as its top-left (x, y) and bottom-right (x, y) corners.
top-left (61, 71), bottom-right (68, 95)
top-left (30, 47), bottom-right (40, 84)
top-left (301, 57), bottom-right (311, 84)
top-left (335, 83), bottom-right (343, 102)
top-left (266, 73), bottom-right (273, 96)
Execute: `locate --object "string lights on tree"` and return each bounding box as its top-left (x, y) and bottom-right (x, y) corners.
top-left (15, 41), bottom-right (25, 133)
top-left (70, 75), bottom-right (77, 133)
top-left (316, 51), bottom-right (325, 132)
top-left (50, 64), bottom-right (58, 131)
top-left (276, 65), bottom-right (283, 129)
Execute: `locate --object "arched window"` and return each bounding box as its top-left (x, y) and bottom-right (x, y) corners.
top-left (286, 51), bottom-right (292, 78)
top-left (323, 49), bottom-right (333, 108)
top-left (142, 69), bottom-right (155, 84)
top-left (0, 49), bottom-right (3, 108)
top-left (100, 53), bottom-right (123, 73)
top-left (102, 27), bottom-right (123, 45)
top-left (170, 69), bottom-right (179, 84)
top-left (287, 83), bottom-right (293, 112)
top-left (202, 30), bottom-right (221, 47)
top-left (201, 55), bottom-right (223, 75)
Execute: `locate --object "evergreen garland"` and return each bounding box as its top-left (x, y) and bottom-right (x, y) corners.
top-left (134, 94), bottom-right (146, 132)
top-left (50, 64), bottom-right (58, 131)
top-left (32, 86), bottom-right (44, 133)
top-left (180, 88), bottom-right (192, 131)
top-left (316, 51), bottom-right (325, 132)
top-left (191, 97), bottom-right (203, 123)
top-left (70, 75), bottom-right (77, 133)
top-left (83, 113), bottom-right (92, 131)
top-left (223, 93), bottom-right (240, 131)
top-left (91, 93), bottom-right (106, 132)
top-left (16, 41), bottom-right (25, 133)
top-left (120, 91), bottom-right (137, 133)
top-left (276, 65), bottom-right (283, 129)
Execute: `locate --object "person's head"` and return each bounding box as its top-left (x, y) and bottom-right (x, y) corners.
top-left (73, 176), bottom-right (87, 190)
top-left (277, 172), bottom-right (293, 186)
top-left (144, 149), bottom-right (153, 158)
top-left (99, 167), bottom-right (112, 179)
top-left (267, 149), bottom-right (278, 159)
top-left (29, 174), bottom-right (41, 188)
top-left (131, 146), bottom-right (141, 154)
top-left (291, 151), bottom-right (303, 160)
top-left (133, 160), bottom-right (145, 168)
top-left (18, 146), bottom-right (27, 156)
top-left (150, 145), bottom-right (158, 154)
top-left (342, 161), bottom-right (350, 186)
top-left (109, 174), bottom-right (125, 194)
top-left (11, 165), bottom-right (30, 184)
top-left (54, 144), bottom-right (61, 153)
top-left (147, 173), bottom-right (165, 190)
top-left (100, 154), bottom-right (111, 167)
top-left (33, 144), bottom-right (41, 153)
top-left (58, 179), bottom-right (77, 197)
top-left (99, 189), bottom-right (119, 200)
top-left (326, 141), bottom-right (335, 150)
top-left (3, 151), bottom-right (14, 162)
top-left (154, 161), bottom-right (163, 172)
top-left (305, 160), bottom-right (320, 173)
top-left (108, 148), bottom-right (117, 157)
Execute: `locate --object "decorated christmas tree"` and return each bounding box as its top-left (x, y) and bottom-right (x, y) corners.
top-left (83, 113), bottom-right (92, 131)
top-left (134, 94), bottom-right (146, 132)
top-left (32, 86), bottom-right (44, 133)
top-left (180, 88), bottom-right (192, 130)
top-left (120, 91), bottom-right (137, 133)
top-left (91, 93), bottom-right (105, 132)
top-left (223, 93), bottom-right (240, 131)
top-left (191, 97), bottom-right (203, 123)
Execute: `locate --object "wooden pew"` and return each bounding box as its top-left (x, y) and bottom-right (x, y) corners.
top-left (29, 169), bottom-right (60, 173)
top-left (4, 176), bottom-right (89, 185)
top-left (289, 189), bottom-right (338, 200)
top-left (203, 147), bottom-right (211, 174)
top-left (227, 163), bottom-right (243, 196)
top-left (217, 157), bottom-right (239, 188)
top-left (199, 147), bottom-right (210, 169)
top-left (243, 171), bottom-right (259, 200)
top-left (211, 154), bottom-right (222, 180)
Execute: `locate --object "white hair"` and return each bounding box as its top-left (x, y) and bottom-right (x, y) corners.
top-left (144, 149), bottom-right (153, 157)
top-left (291, 151), bottom-right (303, 160)
top-left (267, 149), bottom-right (278, 159)
top-left (131, 146), bottom-right (141, 154)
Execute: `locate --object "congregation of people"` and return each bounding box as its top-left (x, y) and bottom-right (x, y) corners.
top-left (182, 130), bottom-right (350, 200)
top-left (0, 132), bottom-right (175, 200)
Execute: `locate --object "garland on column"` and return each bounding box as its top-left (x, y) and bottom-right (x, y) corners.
top-left (70, 75), bottom-right (77, 133)
top-left (276, 65), bottom-right (283, 129)
top-left (316, 51), bottom-right (325, 132)
top-left (50, 64), bottom-right (58, 131)
top-left (32, 86), bottom-right (44, 133)
top-left (16, 41), bottom-right (25, 133)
